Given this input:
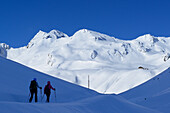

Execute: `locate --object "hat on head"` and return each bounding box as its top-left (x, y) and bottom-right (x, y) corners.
top-left (33, 78), bottom-right (37, 81)
top-left (47, 81), bottom-right (50, 84)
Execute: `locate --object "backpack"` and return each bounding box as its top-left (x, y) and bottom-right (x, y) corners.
top-left (30, 80), bottom-right (37, 90)
top-left (44, 84), bottom-right (50, 94)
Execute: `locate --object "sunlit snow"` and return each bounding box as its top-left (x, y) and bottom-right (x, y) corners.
top-left (2, 29), bottom-right (170, 94)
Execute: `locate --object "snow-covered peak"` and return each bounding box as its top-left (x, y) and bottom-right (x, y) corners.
top-left (33, 29), bottom-right (68, 40)
top-left (136, 34), bottom-right (153, 39)
top-left (26, 30), bottom-right (68, 48)
top-left (135, 34), bottom-right (160, 44)
top-left (46, 29), bottom-right (69, 39)
top-left (131, 34), bottom-right (170, 54)
top-left (26, 30), bottom-right (47, 48)
top-left (75, 29), bottom-right (89, 33)
top-left (72, 29), bottom-right (116, 42)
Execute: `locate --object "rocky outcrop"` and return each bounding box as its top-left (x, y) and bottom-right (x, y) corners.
top-left (0, 43), bottom-right (10, 58)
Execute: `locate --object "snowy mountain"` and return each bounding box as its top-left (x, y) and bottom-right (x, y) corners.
top-left (0, 56), bottom-right (160, 113)
top-left (120, 67), bottom-right (170, 113)
top-left (3, 29), bottom-right (170, 94)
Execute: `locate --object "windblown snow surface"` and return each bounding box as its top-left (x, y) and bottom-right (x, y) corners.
top-left (5, 29), bottom-right (170, 94)
top-left (0, 57), bottom-right (161, 113)
top-left (120, 66), bottom-right (170, 113)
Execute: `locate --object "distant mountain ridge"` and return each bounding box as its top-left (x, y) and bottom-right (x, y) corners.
top-left (1, 29), bottom-right (170, 94)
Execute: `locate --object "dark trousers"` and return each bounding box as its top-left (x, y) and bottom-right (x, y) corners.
top-left (45, 93), bottom-right (51, 102)
top-left (29, 89), bottom-right (37, 102)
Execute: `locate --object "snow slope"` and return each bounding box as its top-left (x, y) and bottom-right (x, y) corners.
top-left (120, 66), bottom-right (170, 113)
top-left (4, 29), bottom-right (170, 94)
top-left (0, 56), bottom-right (98, 103)
top-left (0, 56), bottom-right (161, 113)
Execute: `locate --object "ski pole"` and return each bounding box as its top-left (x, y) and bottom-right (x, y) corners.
top-left (28, 92), bottom-right (30, 102)
top-left (40, 89), bottom-right (42, 102)
top-left (41, 94), bottom-right (44, 102)
top-left (54, 89), bottom-right (56, 102)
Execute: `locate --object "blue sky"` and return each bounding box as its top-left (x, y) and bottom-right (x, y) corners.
top-left (0, 0), bottom-right (170, 47)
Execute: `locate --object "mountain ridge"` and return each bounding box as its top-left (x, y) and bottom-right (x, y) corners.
top-left (1, 29), bottom-right (170, 94)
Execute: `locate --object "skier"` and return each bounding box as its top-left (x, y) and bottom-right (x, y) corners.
top-left (44, 81), bottom-right (55, 102)
top-left (29, 78), bottom-right (42, 102)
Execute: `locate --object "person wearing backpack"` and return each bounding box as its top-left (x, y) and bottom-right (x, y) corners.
top-left (29, 78), bottom-right (42, 102)
top-left (44, 81), bottom-right (55, 102)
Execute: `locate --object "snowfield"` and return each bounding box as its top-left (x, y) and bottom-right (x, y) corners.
top-left (3, 29), bottom-right (170, 94)
top-left (120, 66), bottom-right (170, 113)
top-left (0, 29), bottom-right (169, 112)
top-left (0, 56), bottom-right (161, 113)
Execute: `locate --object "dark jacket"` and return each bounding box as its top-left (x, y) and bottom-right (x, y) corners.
top-left (44, 81), bottom-right (55, 94)
top-left (29, 80), bottom-right (41, 91)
